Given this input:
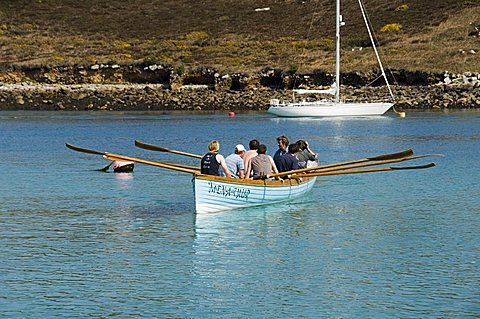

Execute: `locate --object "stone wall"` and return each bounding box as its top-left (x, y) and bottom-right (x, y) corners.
top-left (0, 64), bottom-right (478, 111)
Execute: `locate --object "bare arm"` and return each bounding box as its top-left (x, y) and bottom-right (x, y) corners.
top-left (217, 154), bottom-right (231, 178)
top-left (244, 158), bottom-right (252, 179)
top-left (238, 169), bottom-right (245, 179)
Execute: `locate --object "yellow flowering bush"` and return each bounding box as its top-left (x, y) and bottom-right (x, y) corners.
top-left (112, 40), bottom-right (131, 49)
top-left (380, 23), bottom-right (402, 32)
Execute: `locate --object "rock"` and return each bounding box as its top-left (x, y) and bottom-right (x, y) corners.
top-left (15, 96), bottom-right (25, 105)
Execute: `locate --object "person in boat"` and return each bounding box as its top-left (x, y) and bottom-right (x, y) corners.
top-left (243, 139), bottom-right (260, 167)
top-left (277, 142), bottom-right (300, 173)
top-left (201, 140), bottom-right (232, 178)
top-left (243, 139), bottom-right (260, 178)
top-left (225, 144), bottom-right (246, 179)
top-left (295, 140), bottom-right (318, 168)
top-left (273, 135), bottom-right (289, 169)
top-left (245, 144), bottom-right (279, 180)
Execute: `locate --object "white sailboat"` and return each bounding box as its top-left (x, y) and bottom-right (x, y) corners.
top-left (267, 0), bottom-right (395, 117)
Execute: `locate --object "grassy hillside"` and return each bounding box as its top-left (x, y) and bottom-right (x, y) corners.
top-left (0, 0), bottom-right (478, 74)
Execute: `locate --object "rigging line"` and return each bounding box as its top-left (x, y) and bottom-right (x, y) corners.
top-left (365, 74), bottom-right (384, 87)
top-left (357, 0), bottom-right (395, 100)
top-left (358, 0), bottom-right (403, 114)
top-left (357, 0), bottom-right (399, 88)
top-left (291, 0), bottom-right (320, 90)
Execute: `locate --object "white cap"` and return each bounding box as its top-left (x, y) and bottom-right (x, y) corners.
top-left (235, 144), bottom-right (246, 152)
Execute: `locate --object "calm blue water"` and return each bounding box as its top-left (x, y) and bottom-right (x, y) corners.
top-left (1, 111), bottom-right (479, 318)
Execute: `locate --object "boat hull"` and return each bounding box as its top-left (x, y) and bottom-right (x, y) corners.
top-left (267, 101), bottom-right (393, 117)
top-left (193, 175), bottom-right (316, 214)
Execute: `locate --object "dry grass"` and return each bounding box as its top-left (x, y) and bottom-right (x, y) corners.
top-left (0, 0), bottom-right (478, 73)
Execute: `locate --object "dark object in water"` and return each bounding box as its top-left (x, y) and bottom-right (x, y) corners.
top-left (112, 161), bottom-right (134, 173)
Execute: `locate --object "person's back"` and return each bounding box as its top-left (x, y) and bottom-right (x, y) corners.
top-left (201, 153), bottom-right (220, 175)
top-left (201, 140), bottom-right (231, 178)
top-left (243, 139), bottom-right (259, 167)
top-left (277, 143), bottom-right (300, 173)
top-left (247, 144), bottom-right (279, 179)
top-left (250, 154), bottom-right (273, 179)
top-left (225, 144), bottom-right (246, 178)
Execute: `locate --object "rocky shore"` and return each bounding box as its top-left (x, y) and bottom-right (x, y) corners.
top-left (0, 64), bottom-right (479, 111)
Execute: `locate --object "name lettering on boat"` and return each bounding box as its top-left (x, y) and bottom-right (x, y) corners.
top-left (208, 181), bottom-right (250, 200)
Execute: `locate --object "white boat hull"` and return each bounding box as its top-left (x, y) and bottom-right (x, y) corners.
top-left (268, 101), bottom-right (393, 117)
top-left (193, 175), bottom-right (316, 214)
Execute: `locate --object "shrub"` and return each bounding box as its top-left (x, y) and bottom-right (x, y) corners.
top-left (112, 40), bottom-right (131, 49)
top-left (395, 4), bottom-right (409, 11)
top-left (175, 63), bottom-right (185, 76)
top-left (289, 63), bottom-right (299, 74)
top-left (185, 31), bottom-right (209, 46)
top-left (143, 55), bottom-right (158, 65)
top-left (0, 24), bottom-right (7, 36)
top-left (380, 23), bottom-right (402, 32)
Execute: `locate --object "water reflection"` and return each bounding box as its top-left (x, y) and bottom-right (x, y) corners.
top-left (114, 172), bottom-right (134, 189)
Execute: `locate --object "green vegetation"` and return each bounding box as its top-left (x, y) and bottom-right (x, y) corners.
top-left (0, 0), bottom-right (478, 74)
top-left (395, 4), bottom-right (409, 11)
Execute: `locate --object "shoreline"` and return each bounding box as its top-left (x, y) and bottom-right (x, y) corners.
top-left (1, 82), bottom-right (479, 111)
top-left (0, 65), bottom-right (479, 111)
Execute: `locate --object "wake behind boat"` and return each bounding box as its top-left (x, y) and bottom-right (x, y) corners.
top-left (268, 0), bottom-right (395, 117)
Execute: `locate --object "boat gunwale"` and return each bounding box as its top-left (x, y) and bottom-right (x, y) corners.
top-left (194, 174), bottom-right (314, 187)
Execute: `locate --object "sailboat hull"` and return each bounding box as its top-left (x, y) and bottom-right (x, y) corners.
top-left (267, 101), bottom-right (393, 117)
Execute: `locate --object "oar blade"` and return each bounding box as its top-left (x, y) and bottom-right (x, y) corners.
top-left (65, 143), bottom-right (105, 155)
top-left (135, 140), bottom-right (171, 152)
top-left (95, 161), bottom-right (113, 172)
top-left (391, 162), bottom-right (436, 170)
top-left (135, 140), bottom-right (203, 159)
top-left (369, 149), bottom-right (413, 161)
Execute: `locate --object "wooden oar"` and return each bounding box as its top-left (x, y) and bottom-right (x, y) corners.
top-left (102, 153), bottom-right (199, 174)
top-left (135, 140), bottom-right (203, 159)
top-left (66, 142), bottom-right (105, 155)
top-left (297, 154), bottom-right (443, 175)
top-left (270, 148), bottom-right (414, 178)
top-left (66, 143), bottom-right (200, 174)
top-left (296, 163), bottom-right (435, 177)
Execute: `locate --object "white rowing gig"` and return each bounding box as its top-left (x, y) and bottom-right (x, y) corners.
top-left (193, 174), bottom-right (316, 214)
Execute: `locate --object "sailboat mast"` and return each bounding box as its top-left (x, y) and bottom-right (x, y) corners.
top-left (335, 0), bottom-right (341, 103)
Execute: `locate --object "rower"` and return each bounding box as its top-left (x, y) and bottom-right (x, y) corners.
top-left (201, 140), bottom-right (232, 178)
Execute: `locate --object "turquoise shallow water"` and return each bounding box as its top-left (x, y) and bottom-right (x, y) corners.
top-left (0, 111), bottom-right (479, 318)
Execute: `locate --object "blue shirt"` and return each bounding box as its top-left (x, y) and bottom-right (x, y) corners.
top-left (277, 153), bottom-right (299, 173)
top-left (225, 153), bottom-right (244, 178)
top-left (273, 149), bottom-right (287, 169)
